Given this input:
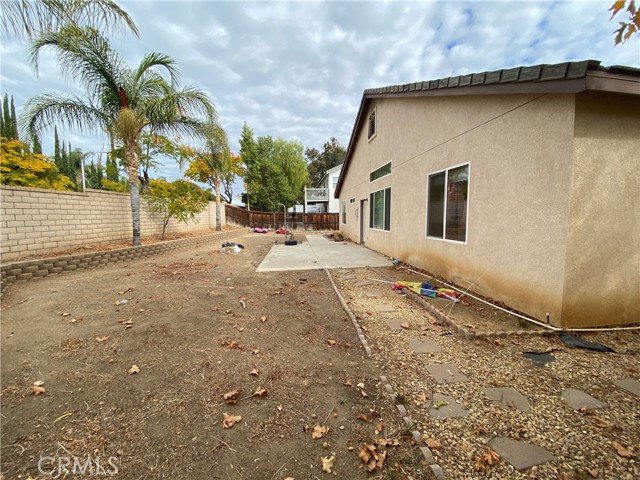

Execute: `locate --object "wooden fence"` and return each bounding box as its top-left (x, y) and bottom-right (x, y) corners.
top-left (225, 204), bottom-right (339, 231)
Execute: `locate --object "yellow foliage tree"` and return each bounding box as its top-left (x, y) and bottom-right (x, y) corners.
top-left (0, 137), bottom-right (74, 190)
top-left (610, 0), bottom-right (640, 44)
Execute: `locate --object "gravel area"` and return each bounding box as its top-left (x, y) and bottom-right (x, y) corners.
top-left (332, 267), bottom-right (640, 480)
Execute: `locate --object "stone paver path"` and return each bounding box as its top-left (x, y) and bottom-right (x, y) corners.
top-left (426, 363), bottom-right (469, 384)
top-left (483, 387), bottom-right (531, 411)
top-left (561, 388), bottom-right (607, 410)
top-left (489, 437), bottom-right (555, 471)
top-left (373, 304), bottom-right (396, 313)
top-left (613, 378), bottom-right (640, 397)
top-left (385, 319), bottom-right (406, 331)
top-left (427, 393), bottom-right (468, 420)
top-left (407, 339), bottom-right (442, 354)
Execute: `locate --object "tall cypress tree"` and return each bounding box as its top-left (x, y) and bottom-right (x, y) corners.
top-left (54, 126), bottom-right (61, 165)
top-left (1, 94), bottom-right (10, 138)
top-left (32, 133), bottom-right (42, 154)
top-left (9, 96), bottom-right (18, 140)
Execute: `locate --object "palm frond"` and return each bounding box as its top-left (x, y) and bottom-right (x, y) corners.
top-left (133, 52), bottom-right (180, 86)
top-left (1, 0), bottom-right (139, 40)
top-left (20, 93), bottom-right (108, 139)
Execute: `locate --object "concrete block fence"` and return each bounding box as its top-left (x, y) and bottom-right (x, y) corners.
top-left (0, 186), bottom-right (225, 262)
top-left (0, 229), bottom-right (242, 293)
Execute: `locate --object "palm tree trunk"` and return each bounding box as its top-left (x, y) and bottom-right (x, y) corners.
top-left (215, 174), bottom-right (222, 231)
top-left (125, 141), bottom-right (141, 246)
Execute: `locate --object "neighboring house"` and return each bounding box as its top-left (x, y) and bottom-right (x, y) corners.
top-left (335, 60), bottom-right (639, 329)
top-left (304, 163), bottom-right (343, 213)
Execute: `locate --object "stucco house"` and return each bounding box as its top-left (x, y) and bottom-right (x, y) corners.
top-left (335, 60), bottom-right (639, 329)
top-left (304, 163), bottom-right (343, 213)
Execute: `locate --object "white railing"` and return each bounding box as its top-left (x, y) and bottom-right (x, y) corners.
top-left (305, 187), bottom-right (329, 201)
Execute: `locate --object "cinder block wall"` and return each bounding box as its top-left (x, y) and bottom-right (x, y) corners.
top-left (0, 186), bottom-right (225, 261)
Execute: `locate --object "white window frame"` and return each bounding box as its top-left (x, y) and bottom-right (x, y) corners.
top-left (425, 162), bottom-right (470, 244)
top-left (367, 107), bottom-right (377, 142)
top-left (369, 187), bottom-right (391, 232)
top-left (369, 161), bottom-right (392, 183)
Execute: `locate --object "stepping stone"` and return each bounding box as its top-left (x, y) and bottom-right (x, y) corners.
top-left (363, 291), bottom-right (379, 298)
top-left (354, 280), bottom-right (374, 287)
top-left (489, 437), bottom-right (555, 471)
top-left (407, 339), bottom-right (441, 354)
top-left (483, 387), bottom-right (530, 412)
top-left (561, 388), bottom-right (607, 410)
top-left (613, 378), bottom-right (640, 397)
top-left (385, 319), bottom-right (406, 331)
top-left (427, 393), bottom-right (468, 419)
top-left (373, 304), bottom-right (396, 313)
top-left (426, 364), bottom-right (468, 384)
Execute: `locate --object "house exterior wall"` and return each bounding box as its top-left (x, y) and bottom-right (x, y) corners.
top-left (327, 169), bottom-right (341, 213)
top-left (340, 93), bottom-right (578, 326)
top-left (561, 92), bottom-right (640, 327)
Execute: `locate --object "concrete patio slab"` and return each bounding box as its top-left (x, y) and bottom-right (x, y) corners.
top-left (483, 387), bottom-right (531, 411)
top-left (561, 388), bottom-right (607, 410)
top-left (489, 437), bottom-right (555, 471)
top-left (613, 378), bottom-right (640, 397)
top-left (256, 235), bottom-right (391, 272)
top-left (427, 364), bottom-right (469, 384)
top-left (427, 393), bottom-right (468, 420)
top-left (407, 339), bottom-right (442, 354)
top-left (373, 304), bottom-right (396, 313)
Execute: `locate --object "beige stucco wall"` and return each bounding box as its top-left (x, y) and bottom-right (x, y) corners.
top-left (560, 92), bottom-right (640, 327)
top-left (340, 93), bottom-right (578, 326)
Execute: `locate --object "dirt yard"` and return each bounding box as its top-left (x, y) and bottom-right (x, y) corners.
top-left (1, 233), bottom-right (426, 479)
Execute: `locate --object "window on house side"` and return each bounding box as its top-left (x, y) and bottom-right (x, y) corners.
top-left (369, 161), bottom-right (391, 182)
top-left (368, 109), bottom-right (376, 140)
top-left (369, 187), bottom-right (391, 231)
top-left (341, 201), bottom-right (347, 224)
top-left (427, 164), bottom-right (469, 242)
top-left (332, 176), bottom-right (339, 189)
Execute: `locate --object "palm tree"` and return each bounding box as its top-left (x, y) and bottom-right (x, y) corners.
top-left (1, 0), bottom-right (138, 40)
top-left (186, 124), bottom-right (230, 232)
top-left (21, 26), bottom-right (218, 246)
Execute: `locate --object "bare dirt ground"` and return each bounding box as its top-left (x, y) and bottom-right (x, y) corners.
top-left (1, 233), bottom-right (427, 479)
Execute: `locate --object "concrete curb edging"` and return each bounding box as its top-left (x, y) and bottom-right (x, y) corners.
top-left (1, 229), bottom-right (243, 293)
top-left (325, 269), bottom-right (445, 478)
top-left (370, 267), bottom-right (548, 338)
top-left (325, 269), bottom-right (372, 357)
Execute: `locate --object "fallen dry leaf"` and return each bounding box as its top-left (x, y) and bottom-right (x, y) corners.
top-left (613, 441), bottom-right (634, 458)
top-left (422, 437), bottom-right (441, 450)
top-left (33, 380), bottom-right (44, 387)
top-left (327, 339), bottom-right (338, 346)
top-left (251, 348), bottom-right (260, 354)
top-left (223, 412), bottom-right (241, 429)
top-left (376, 421), bottom-right (384, 432)
top-left (254, 386), bottom-right (268, 396)
top-left (31, 385), bottom-right (46, 395)
top-left (359, 443), bottom-right (386, 472)
top-left (356, 382), bottom-right (365, 389)
top-left (61, 312), bottom-right (70, 317)
top-left (343, 342), bottom-right (352, 349)
top-left (414, 391), bottom-right (427, 406)
top-left (321, 455), bottom-right (335, 473)
top-left (250, 368), bottom-right (259, 376)
top-left (95, 336), bottom-right (110, 342)
top-left (260, 316), bottom-right (267, 322)
top-left (223, 389), bottom-right (241, 404)
top-left (400, 322), bottom-right (410, 329)
top-left (356, 414), bottom-right (371, 423)
top-left (312, 425), bottom-right (328, 439)
top-left (376, 438), bottom-right (400, 447)
top-left (343, 380), bottom-right (352, 387)
top-left (360, 390), bottom-right (368, 398)
top-left (128, 365), bottom-right (140, 375)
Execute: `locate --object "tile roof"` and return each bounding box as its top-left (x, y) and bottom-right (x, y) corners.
top-left (363, 60), bottom-right (640, 96)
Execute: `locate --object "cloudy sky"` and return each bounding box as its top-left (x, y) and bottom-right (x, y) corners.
top-left (1, 0), bottom-right (638, 201)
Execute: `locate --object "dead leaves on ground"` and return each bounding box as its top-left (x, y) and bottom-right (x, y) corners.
top-left (422, 437), bottom-right (442, 450)
top-left (223, 412), bottom-right (241, 429)
top-left (359, 443), bottom-right (386, 472)
top-left (223, 389), bottom-right (241, 404)
top-left (475, 448), bottom-right (500, 473)
top-left (321, 455), bottom-right (336, 473)
top-left (31, 385), bottom-right (46, 396)
top-left (127, 365), bottom-right (140, 375)
top-left (612, 441), bottom-right (634, 458)
top-left (312, 425), bottom-right (329, 439)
